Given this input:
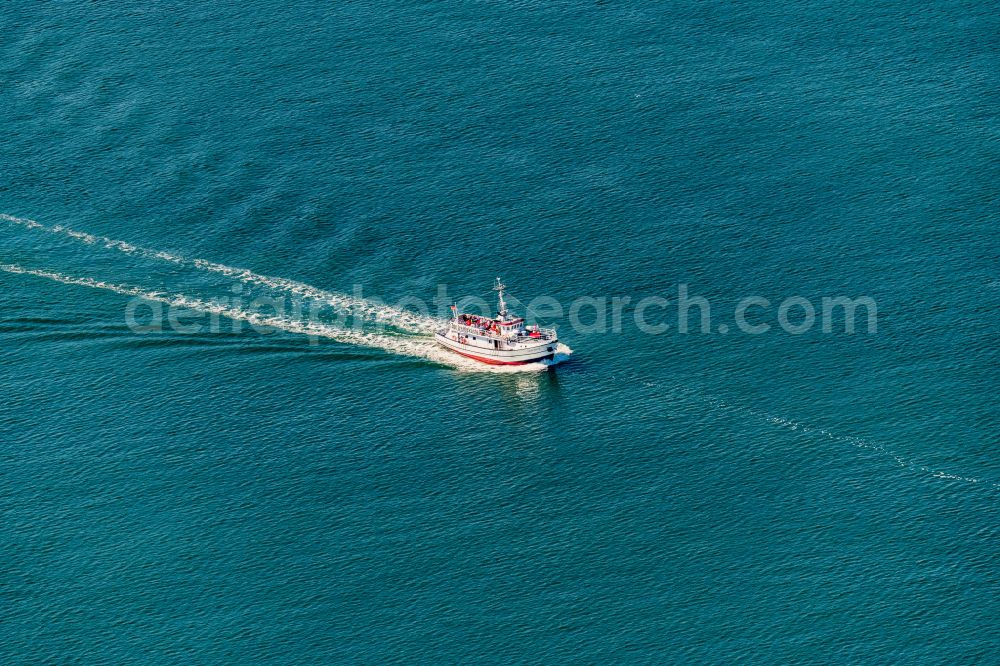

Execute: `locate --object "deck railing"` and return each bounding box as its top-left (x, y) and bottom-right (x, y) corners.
top-left (450, 321), bottom-right (556, 341)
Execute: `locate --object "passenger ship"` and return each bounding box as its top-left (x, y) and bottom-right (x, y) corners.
top-left (435, 279), bottom-right (558, 365)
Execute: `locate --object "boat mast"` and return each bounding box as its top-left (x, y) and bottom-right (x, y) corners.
top-left (494, 277), bottom-right (508, 320)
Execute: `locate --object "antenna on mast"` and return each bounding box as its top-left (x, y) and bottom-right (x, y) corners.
top-left (494, 277), bottom-right (508, 319)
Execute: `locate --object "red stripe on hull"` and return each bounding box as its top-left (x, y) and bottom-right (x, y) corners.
top-left (448, 347), bottom-right (552, 366)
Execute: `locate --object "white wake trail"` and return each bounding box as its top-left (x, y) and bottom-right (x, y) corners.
top-left (0, 261), bottom-right (567, 373)
top-left (1, 213), bottom-right (440, 334)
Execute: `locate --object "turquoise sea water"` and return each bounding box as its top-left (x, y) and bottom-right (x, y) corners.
top-left (2, 2), bottom-right (997, 662)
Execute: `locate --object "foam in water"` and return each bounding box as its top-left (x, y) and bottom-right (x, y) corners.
top-left (2, 213), bottom-right (441, 333)
top-left (608, 368), bottom-right (998, 490)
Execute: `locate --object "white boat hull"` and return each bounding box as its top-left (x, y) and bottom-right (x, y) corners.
top-left (435, 331), bottom-right (557, 365)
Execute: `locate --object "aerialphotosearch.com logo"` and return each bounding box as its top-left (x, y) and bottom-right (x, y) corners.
top-left (123, 283), bottom-right (878, 340)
